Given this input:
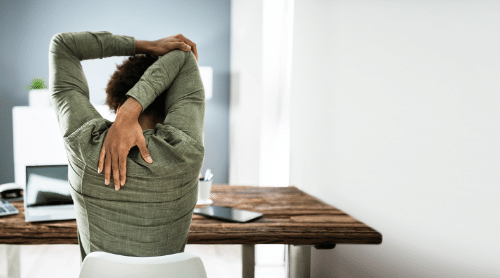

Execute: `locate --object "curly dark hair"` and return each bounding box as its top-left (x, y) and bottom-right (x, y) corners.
top-left (105, 54), bottom-right (167, 118)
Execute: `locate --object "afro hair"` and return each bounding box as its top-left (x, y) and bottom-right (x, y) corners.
top-left (105, 54), bottom-right (167, 118)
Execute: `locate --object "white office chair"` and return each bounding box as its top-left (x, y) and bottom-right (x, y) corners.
top-left (79, 251), bottom-right (208, 278)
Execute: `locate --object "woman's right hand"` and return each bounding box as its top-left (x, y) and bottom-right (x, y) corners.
top-left (97, 97), bottom-right (153, 190)
top-left (148, 34), bottom-right (198, 61)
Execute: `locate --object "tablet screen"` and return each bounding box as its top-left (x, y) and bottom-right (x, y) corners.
top-left (194, 205), bottom-right (263, 223)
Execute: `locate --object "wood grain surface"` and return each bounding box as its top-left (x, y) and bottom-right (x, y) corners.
top-left (0, 185), bottom-right (382, 245)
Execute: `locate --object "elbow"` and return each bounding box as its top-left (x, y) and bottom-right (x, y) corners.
top-left (185, 50), bottom-right (197, 63)
top-left (49, 32), bottom-right (64, 52)
top-left (51, 32), bottom-right (63, 42)
top-left (171, 49), bottom-right (196, 62)
top-left (49, 32), bottom-right (72, 54)
top-left (50, 32), bottom-right (65, 45)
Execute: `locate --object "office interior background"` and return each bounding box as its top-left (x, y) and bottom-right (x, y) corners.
top-left (1, 0), bottom-right (499, 277)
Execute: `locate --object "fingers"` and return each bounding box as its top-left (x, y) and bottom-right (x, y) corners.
top-left (119, 150), bottom-right (127, 187)
top-left (173, 42), bottom-right (191, 52)
top-left (102, 148), bottom-right (122, 191)
top-left (182, 37), bottom-right (198, 62)
top-left (98, 146), bottom-right (105, 173)
top-left (104, 151), bottom-right (111, 186)
top-left (138, 138), bottom-right (153, 164)
top-left (176, 34), bottom-right (198, 61)
top-left (112, 150), bottom-right (120, 191)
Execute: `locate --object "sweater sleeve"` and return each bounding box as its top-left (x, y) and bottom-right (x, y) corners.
top-left (49, 31), bottom-right (136, 138)
top-left (125, 50), bottom-right (205, 148)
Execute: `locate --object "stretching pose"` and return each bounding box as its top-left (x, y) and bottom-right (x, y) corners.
top-left (49, 31), bottom-right (205, 262)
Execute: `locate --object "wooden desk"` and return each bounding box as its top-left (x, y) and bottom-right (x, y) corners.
top-left (0, 185), bottom-right (382, 278)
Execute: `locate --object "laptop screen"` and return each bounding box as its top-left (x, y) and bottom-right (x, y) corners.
top-left (25, 165), bottom-right (73, 208)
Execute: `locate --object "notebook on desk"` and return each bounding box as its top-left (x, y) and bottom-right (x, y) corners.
top-left (24, 165), bottom-right (75, 222)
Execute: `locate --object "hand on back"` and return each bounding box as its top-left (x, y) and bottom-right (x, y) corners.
top-left (97, 97), bottom-right (152, 190)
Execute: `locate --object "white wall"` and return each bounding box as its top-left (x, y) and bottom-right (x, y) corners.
top-left (230, 0), bottom-right (292, 187)
top-left (259, 0), bottom-right (293, 187)
top-left (230, 0), bottom-right (294, 268)
top-left (290, 1), bottom-right (500, 277)
top-left (230, 0), bottom-right (263, 185)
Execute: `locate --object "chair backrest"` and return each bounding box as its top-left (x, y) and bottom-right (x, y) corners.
top-left (79, 251), bottom-right (207, 278)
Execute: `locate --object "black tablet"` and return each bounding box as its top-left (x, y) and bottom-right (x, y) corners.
top-left (193, 205), bottom-right (263, 223)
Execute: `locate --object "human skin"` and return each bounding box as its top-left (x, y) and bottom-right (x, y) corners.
top-left (97, 34), bottom-right (198, 190)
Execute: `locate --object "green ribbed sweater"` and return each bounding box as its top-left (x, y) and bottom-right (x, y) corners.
top-left (49, 31), bottom-right (205, 262)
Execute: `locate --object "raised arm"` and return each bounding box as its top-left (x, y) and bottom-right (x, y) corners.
top-left (125, 50), bottom-right (204, 144)
top-left (49, 31), bottom-right (136, 138)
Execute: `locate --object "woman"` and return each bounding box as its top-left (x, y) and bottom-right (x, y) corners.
top-left (49, 31), bottom-right (205, 263)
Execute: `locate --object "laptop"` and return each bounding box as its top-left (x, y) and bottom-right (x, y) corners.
top-left (24, 165), bottom-right (75, 222)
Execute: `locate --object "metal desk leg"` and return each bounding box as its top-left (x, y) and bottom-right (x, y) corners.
top-left (286, 245), bottom-right (311, 278)
top-left (7, 245), bottom-right (20, 278)
top-left (242, 244), bottom-right (255, 278)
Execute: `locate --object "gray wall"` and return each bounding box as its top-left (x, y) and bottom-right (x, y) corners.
top-left (0, 0), bottom-right (230, 185)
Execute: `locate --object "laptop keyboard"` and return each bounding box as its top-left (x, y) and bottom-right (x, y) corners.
top-left (0, 199), bottom-right (19, 217)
